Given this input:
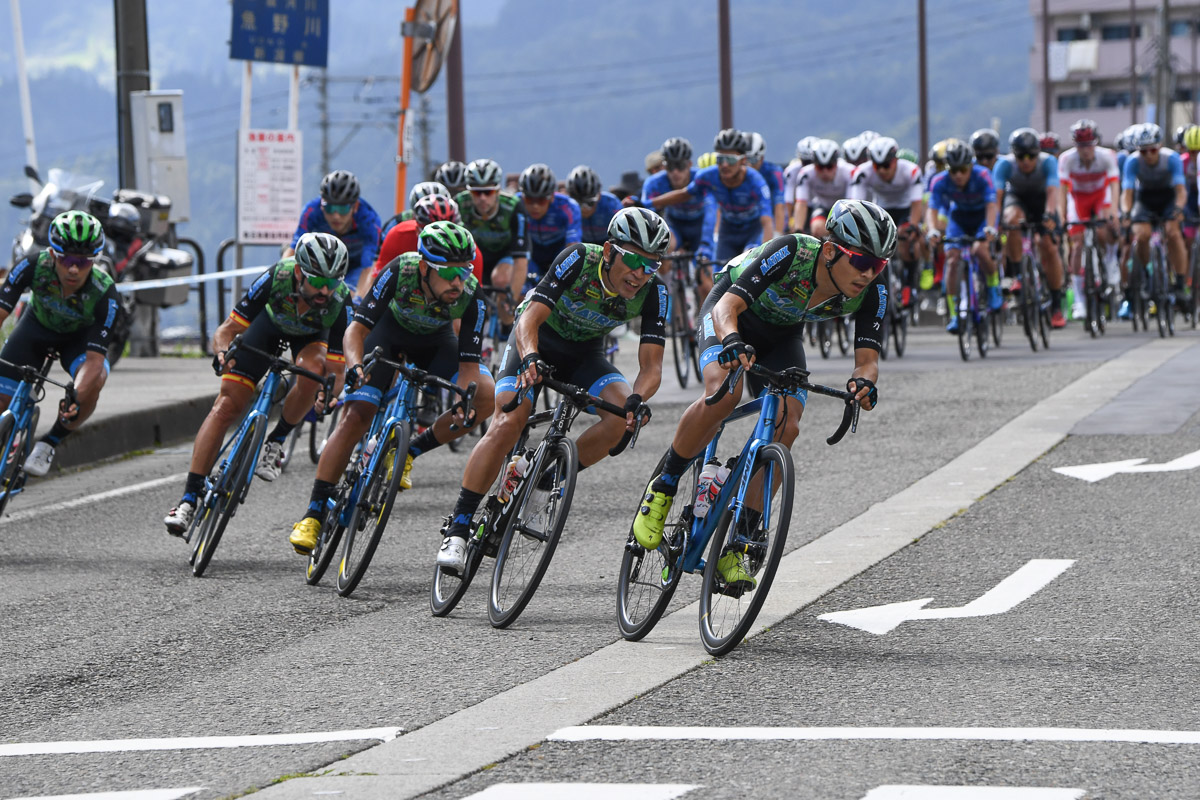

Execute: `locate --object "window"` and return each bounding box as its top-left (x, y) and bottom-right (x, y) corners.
top-left (1170, 21), bottom-right (1193, 36)
top-left (1057, 27), bottom-right (1089, 42)
top-left (1057, 94), bottom-right (1090, 111)
top-left (1174, 87), bottom-right (1194, 103)
top-left (1098, 89), bottom-right (1143, 108)
top-left (1101, 24), bottom-right (1141, 40)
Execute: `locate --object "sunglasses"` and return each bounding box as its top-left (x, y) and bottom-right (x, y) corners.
top-left (432, 264), bottom-right (471, 281)
top-left (1140, 146), bottom-right (1160, 155)
top-left (949, 165), bottom-right (971, 175)
top-left (715, 154), bottom-right (743, 166)
top-left (816, 163), bottom-right (837, 172)
top-left (56, 253), bottom-right (95, 269)
top-left (579, 197), bottom-right (598, 208)
top-left (322, 202), bottom-right (353, 215)
top-left (469, 187), bottom-right (498, 196)
top-left (305, 274), bottom-right (341, 290)
top-left (975, 152), bottom-right (997, 161)
top-left (832, 242), bottom-right (888, 275)
top-left (666, 160), bottom-right (690, 172)
top-left (612, 243), bottom-right (661, 274)
top-left (524, 195), bottom-right (551, 205)
top-left (1017, 153), bottom-right (1039, 162)
top-left (873, 158), bottom-right (896, 169)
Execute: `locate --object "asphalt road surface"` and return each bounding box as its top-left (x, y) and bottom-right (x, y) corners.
top-left (2, 320), bottom-right (1198, 800)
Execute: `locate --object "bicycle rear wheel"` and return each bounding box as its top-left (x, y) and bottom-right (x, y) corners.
top-left (1020, 256), bottom-right (1039, 352)
top-left (817, 320), bottom-right (833, 359)
top-left (488, 438), bottom-right (577, 628)
top-left (1083, 246), bottom-right (1100, 339)
top-left (1152, 246), bottom-right (1169, 338)
top-left (335, 423), bottom-right (409, 597)
top-left (617, 455), bottom-right (693, 642)
top-left (836, 317), bottom-right (851, 355)
top-left (309, 404), bottom-right (339, 464)
top-left (698, 442), bottom-right (794, 657)
top-left (192, 417), bottom-right (263, 577)
top-left (956, 275), bottom-right (971, 362)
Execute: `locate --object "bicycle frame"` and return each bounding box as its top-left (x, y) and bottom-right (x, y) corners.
top-left (0, 355), bottom-right (57, 506)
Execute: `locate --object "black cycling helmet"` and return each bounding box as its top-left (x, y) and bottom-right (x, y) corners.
top-left (518, 163), bottom-right (556, 198)
top-left (943, 139), bottom-right (974, 169)
top-left (970, 128), bottom-right (1000, 155)
top-left (1009, 127), bottom-right (1041, 156)
top-left (320, 170), bottom-right (360, 205)
top-left (566, 165), bottom-right (603, 201)
top-left (713, 128), bottom-right (747, 154)
top-left (661, 137), bottom-right (693, 163)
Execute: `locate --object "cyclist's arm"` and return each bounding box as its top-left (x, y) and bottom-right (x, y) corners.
top-left (342, 321), bottom-right (370, 374)
top-left (511, 300), bottom-right (550, 368)
top-left (0, 255), bottom-right (36, 327)
top-left (711, 290), bottom-right (747, 343)
top-left (630, 280), bottom-right (668, 405)
top-left (650, 188), bottom-right (691, 209)
top-left (215, 266), bottom-right (273, 355)
top-left (84, 283), bottom-right (122, 357)
top-left (1121, 187), bottom-right (1134, 216)
top-left (322, 301), bottom-right (352, 400)
top-left (1173, 153), bottom-right (1187, 210)
top-left (985, 200), bottom-right (998, 231)
top-left (456, 291), bottom-right (486, 364)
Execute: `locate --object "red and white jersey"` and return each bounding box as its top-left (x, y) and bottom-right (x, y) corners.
top-left (795, 160), bottom-right (854, 209)
top-left (848, 160), bottom-right (923, 210)
top-left (1058, 146), bottom-right (1119, 197)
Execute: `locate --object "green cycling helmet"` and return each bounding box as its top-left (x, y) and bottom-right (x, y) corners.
top-left (897, 148), bottom-right (918, 164)
top-left (418, 220), bottom-right (476, 264)
top-left (49, 210), bottom-right (105, 256)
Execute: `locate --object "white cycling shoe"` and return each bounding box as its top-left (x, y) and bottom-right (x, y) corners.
top-left (437, 535), bottom-right (468, 574)
top-left (256, 441), bottom-right (285, 482)
top-left (24, 441), bottom-right (55, 477)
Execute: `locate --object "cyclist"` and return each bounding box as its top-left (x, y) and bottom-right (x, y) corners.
top-left (971, 128), bottom-right (1001, 174)
top-left (631, 200), bottom-right (894, 588)
top-left (286, 169), bottom-right (381, 299)
top-left (163, 233), bottom-right (352, 534)
top-left (567, 165), bottom-right (623, 246)
top-left (379, 182), bottom-right (450, 237)
top-left (994, 127), bottom-right (1067, 328)
top-left (746, 131), bottom-right (787, 235)
top-left (435, 160), bottom-right (468, 197)
top-left (455, 158), bottom-right (530, 319)
top-left (0, 211), bottom-right (119, 477)
top-left (1120, 122), bottom-right (1188, 314)
top-left (638, 136), bottom-right (717, 292)
top-left (925, 139), bottom-right (1000, 333)
top-left (1039, 131), bottom-right (1062, 158)
top-left (288, 221), bottom-right (495, 556)
top-left (784, 136), bottom-right (818, 231)
top-left (793, 138), bottom-right (853, 239)
top-left (842, 136), bottom-right (868, 167)
top-left (435, 207), bottom-right (671, 573)
top-left (1058, 119), bottom-right (1120, 317)
top-left (519, 163), bottom-right (582, 292)
top-left (646, 129), bottom-right (774, 266)
top-left (1178, 125), bottom-right (1200, 252)
top-left (370, 194), bottom-right (483, 286)
top-left (850, 136), bottom-right (924, 307)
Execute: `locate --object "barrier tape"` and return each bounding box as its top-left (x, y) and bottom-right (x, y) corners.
top-left (111, 264), bottom-right (267, 294)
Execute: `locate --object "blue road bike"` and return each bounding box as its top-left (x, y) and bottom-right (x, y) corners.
top-left (0, 353), bottom-right (76, 517)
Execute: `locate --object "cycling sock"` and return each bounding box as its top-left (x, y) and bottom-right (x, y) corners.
top-left (305, 479), bottom-right (337, 520)
top-left (1050, 289), bottom-right (1063, 310)
top-left (267, 418), bottom-right (297, 444)
top-left (985, 271), bottom-right (1000, 288)
top-left (408, 428), bottom-right (440, 458)
top-left (947, 294), bottom-right (958, 314)
top-left (447, 488), bottom-right (485, 537)
top-left (183, 472), bottom-right (206, 504)
top-left (41, 422), bottom-right (71, 446)
top-left (1006, 258), bottom-right (1021, 277)
top-left (653, 447), bottom-right (693, 496)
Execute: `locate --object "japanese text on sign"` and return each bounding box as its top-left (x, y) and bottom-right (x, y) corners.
top-left (229, 0), bottom-right (329, 68)
top-left (236, 128), bottom-right (304, 245)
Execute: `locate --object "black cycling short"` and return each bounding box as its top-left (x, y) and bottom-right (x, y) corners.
top-left (1131, 190), bottom-right (1181, 225)
top-left (225, 312), bottom-right (325, 389)
top-left (1003, 191), bottom-right (1047, 222)
top-left (494, 324), bottom-right (626, 406)
top-left (884, 207), bottom-right (911, 226)
top-left (696, 285), bottom-right (808, 404)
top-left (0, 313), bottom-right (108, 397)
top-left (346, 311), bottom-right (466, 408)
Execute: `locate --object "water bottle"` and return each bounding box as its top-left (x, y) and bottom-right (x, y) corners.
top-left (360, 435), bottom-right (378, 469)
top-left (498, 452), bottom-right (530, 503)
top-left (693, 459), bottom-right (721, 518)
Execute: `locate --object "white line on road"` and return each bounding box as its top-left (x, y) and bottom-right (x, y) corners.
top-left (862, 788), bottom-right (1085, 800)
top-left (0, 727), bottom-right (401, 757)
top-left (2, 473), bottom-right (186, 525)
top-left (548, 725), bottom-right (1200, 745)
top-left (248, 337), bottom-right (1194, 800)
top-left (461, 784), bottom-right (700, 800)
top-left (7, 789), bottom-right (205, 800)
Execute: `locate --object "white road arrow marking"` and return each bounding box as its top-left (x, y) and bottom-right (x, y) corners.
top-left (818, 559), bottom-right (1075, 635)
top-left (8, 790), bottom-right (205, 800)
top-left (861, 787), bottom-right (1085, 799)
top-left (461, 785), bottom-right (699, 800)
top-left (1053, 447), bottom-right (1200, 482)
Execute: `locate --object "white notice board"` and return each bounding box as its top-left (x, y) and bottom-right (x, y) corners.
top-left (236, 128), bottom-right (304, 245)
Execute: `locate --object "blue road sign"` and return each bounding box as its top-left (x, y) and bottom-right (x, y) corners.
top-left (230, 0), bottom-right (329, 68)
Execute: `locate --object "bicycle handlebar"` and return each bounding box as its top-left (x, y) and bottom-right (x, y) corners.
top-left (360, 347), bottom-right (477, 426)
top-left (223, 335), bottom-right (337, 411)
top-left (704, 355), bottom-right (860, 446)
top-left (499, 361), bottom-right (648, 456)
top-left (0, 355), bottom-right (77, 410)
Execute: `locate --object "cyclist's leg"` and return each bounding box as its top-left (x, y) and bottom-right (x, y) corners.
top-left (58, 346), bottom-right (109, 430)
top-left (273, 336), bottom-right (327, 435)
top-left (1163, 208), bottom-right (1188, 283)
top-left (408, 326), bottom-right (496, 459)
top-left (487, 256), bottom-right (518, 323)
top-left (809, 207), bottom-right (831, 240)
top-left (0, 312), bottom-right (55, 415)
top-left (568, 351), bottom-right (635, 468)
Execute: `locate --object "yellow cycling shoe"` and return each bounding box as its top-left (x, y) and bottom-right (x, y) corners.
top-left (399, 453), bottom-right (414, 490)
top-left (717, 551), bottom-right (757, 597)
top-left (289, 517), bottom-right (321, 555)
top-left (632, 479), bottom-right (673, 550)
top-left (919, 268), bottom-right (935, 291)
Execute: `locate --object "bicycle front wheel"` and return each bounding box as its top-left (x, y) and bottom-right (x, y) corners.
top-left (192, 417), bottom-right (263, 577)
top-left (617, 454), bottom-right (693, 642)
top-left (335, 424), bottom-right (409, 597)
top-left (699, 442), bottom-right (794, 657)
top-left (488, 438), bottom-right (577, 628)
top-left (306, 479), bottom-right (351, 586)
top-left (0, 414), bottom-right (24, 518)
top-left (431, 516), bottom-right (489, 617)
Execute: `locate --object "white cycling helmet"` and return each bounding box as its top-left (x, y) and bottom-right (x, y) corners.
top-left (811, 138), bottom-right (842, 167)
top-left (745, 131), bottom-right (767, 162)
top-left (842, 136), bottom-right (868, 163)
top-left (867, 136), bottom-right (899, 165)
top-left (409, 181), bottom-right (449, 208)
top-left (796, 135), bottom-right (818, 162)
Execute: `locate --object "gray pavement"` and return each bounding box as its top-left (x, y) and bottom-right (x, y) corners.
top-left (1, 322), bottom-right (1198, 799)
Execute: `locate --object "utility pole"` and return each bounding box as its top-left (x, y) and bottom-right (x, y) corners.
top-left (1156, 0), bottom-right (1172, 132)
top-left (113, 0), bottom-right (151, 188)
top-left (718, 0), bottom-right (733, 129)
top-left (1041, 0), bottom-right (1051, 130)
top-left (318, 70), bottom-right (330, 176)
top-left (446, 1), bottom-right (466, 162)
top-left (418, 94), bottom-right (433, 180)
top-left (918, 0), bottom-right (928, 164)
top-left (10, 0), bottom-right (38, 187)
top-left (1132, 0), bottom-right (1140, 125)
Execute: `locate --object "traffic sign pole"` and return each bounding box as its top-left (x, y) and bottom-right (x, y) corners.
top-left (395, 6), bottom-right (416, 214)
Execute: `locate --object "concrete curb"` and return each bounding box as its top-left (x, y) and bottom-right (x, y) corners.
top-left (53, 393), bottom-right (217, 470)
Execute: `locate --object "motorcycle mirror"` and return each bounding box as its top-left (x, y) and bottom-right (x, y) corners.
top-left (23, 165), bottom-right (40, 184)
top-left (9, 193), bottom-right (33, 208)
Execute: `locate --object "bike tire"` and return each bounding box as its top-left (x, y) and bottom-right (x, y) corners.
top-left (1189, 240), bottom-right (1200, 329)
top-left (893, 304), bottom-right (909, 357)
top-left (335, 423), bottom-right (409, 597)
top-left (1083, 246), bottom-right (1100, 339)
top-left (698, 442), bottom-right (794, 657)
top-left (617, 454), bottom-right (693, 642)
top-left (818, 320), bottom-right (833, 359)
top-left (1020, 256), bottom-right (1039, 352)
top-left (305, 479), bottom-right (351, 586)
top-left (836, 317), bottom-right (851, 355)
top-left (976, 308), bottom-right (989, 358)
top-left (1152, 247), bottom-right (1168, 339)
top-left (0, 414), bottom-right (23, 518)
top-left (669, 308), bottom-right (690, 388)
top-left (191, 417), bottom-right (263, 577)
top-left (488, 438), bottom-right (577, 628)
top-left (957, 275), bottom-right (971, 362)
top-left (879, 311), bottom-right (889, 360)
top-left (279, 422), bottom-right (303, 474)
top-left (430, 510), bottom-right (491, 617)
top-left (989, 304), bottom-right (1003, 348)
